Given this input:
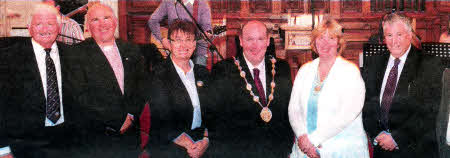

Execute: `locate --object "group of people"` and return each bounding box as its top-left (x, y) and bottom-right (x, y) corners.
top-left (0, 1), bottom-right (447, 158)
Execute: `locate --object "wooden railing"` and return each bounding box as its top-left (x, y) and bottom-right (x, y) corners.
top-left (370, 0), bottom-right (425, 12)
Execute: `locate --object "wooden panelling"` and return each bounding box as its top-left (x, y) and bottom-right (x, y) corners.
top-left (117, 0), bottom-right (449, 74)
top-left (281, 0), bottom-right (305, 13)
top-left (249, 0), bottom-right (272, 13)
top-left (210, 0), bottom-right (240, 14)
top-left (341, 0), bottom-right (362, 13)
top-left (127, 15), bottom-right (151, 44)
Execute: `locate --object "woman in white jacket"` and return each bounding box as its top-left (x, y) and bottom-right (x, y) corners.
top-left (289, 16), bottom-right (369, 158)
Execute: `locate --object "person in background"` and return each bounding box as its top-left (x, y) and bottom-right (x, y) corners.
top-left (43, 0), bottom-right (85, 45)
top-left (436, 68), bottom-right (450, 158)
top-left (148, 0), bottom-right (211, 66)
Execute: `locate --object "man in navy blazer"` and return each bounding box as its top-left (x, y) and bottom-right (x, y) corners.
top-left (68, 3), bottom-right (149, 158)
top-left (0, 3), bottom-right (79, 158)
top-left (362, 13), bottom-right (444, 158)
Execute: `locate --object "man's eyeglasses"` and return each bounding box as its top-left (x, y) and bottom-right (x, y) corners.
top-left (169, 38), bottom-right (196, 44)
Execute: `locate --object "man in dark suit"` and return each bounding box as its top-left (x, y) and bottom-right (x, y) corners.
top-left (362, 13), bottom-right (444, 158)
top-left (208, 20), bottom-right (293, 157)
top-left (437, 68), bottom-right (450, 158)
top-left (0, 3), bottom-right (79, 158)
top-left (69, 3), bottom-right (148, 157)
top-left (148, 20), bottom-right (210, 158)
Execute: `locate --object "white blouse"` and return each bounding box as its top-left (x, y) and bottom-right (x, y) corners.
top-left (288, 56), bottom-right (366, 147)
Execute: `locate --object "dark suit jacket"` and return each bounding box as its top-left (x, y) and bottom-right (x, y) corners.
top-left (0, 37), bottom-right (79, 158)
top-left (147, 58), bottom-right (210, 157)
top-left (437, 68), bottom-right (450, 158)
top-left (362, 46), bottom-right (444, 158)
top-left (207, 56), bottom-right (294, 158)
top-left (69, 38), bottom-right (149, 157)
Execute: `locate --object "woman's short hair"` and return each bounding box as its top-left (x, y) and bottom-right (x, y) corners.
top-left (168, 20), bottom-right (198, 40)
top-left (310, 16), bottom-right (346, 55)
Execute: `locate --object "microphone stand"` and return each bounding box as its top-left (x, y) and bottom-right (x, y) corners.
top-left (174, 0), bottom-right (224, 61)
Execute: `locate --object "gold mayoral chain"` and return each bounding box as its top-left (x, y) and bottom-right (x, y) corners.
top-left (233, 56), bottom-right (277, 123)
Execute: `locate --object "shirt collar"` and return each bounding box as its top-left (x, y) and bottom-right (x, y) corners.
top-left (31, 39), bottom-right (57, 54)
top-left (99, 41), bottom-right (118, 52)
top-left (184, 0), bottom-right (194, 5)
top-left (388, 44), bottom-right (411, 64)
top-left (243, 53), bottom-right (265, 72)
top-left (172, 59), bottom-right (194, 76)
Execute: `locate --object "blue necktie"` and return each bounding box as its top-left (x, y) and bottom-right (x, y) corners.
top-left (44, 48), bottom-right (61, 124)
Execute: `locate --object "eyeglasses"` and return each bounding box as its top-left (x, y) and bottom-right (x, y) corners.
top-left (169, 38), bottom-right (196, 44)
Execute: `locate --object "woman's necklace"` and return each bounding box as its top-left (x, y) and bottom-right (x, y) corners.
top-left (233, 56), bottom-right (277, 123)
top-left (314, 66), bottom-right (330, 94)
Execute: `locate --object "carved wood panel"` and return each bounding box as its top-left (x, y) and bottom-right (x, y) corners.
top-left (341, 0), bottom-right (362, 13)
top-left (127, 15), bottom-right (151, 44)
top-left (370, 0), bottom-right (425, 12)
top-left (249, 0), bottom-right (272, 13)
top-left (127, 0), bottom-right (161, 13)
top-left (281, 0), bottom-right (305, 13)
top-left (210, 0), bottom-right (240, 14)
top-left (311, 0), bottom-right (330, 13)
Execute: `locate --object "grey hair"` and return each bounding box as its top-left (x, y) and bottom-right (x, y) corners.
top-left (28, 3), bottom-right (61, 26)
top-left (382, 13), bottom-right (413, 33)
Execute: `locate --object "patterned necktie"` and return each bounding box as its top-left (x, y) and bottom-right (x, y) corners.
top-left (103, 46), bottom-right (124, 94)
top-left (253, 68), bottom-right (266, 106)
top-left (380, 58), bottom-right (401, 129)
top-left (44, 48), bottom-right (61, 124)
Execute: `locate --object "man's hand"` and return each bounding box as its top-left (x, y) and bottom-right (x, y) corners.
top-left (375, 133), bottom-right (397, 151)
top-left (187, 138), bottom-right (209, 158)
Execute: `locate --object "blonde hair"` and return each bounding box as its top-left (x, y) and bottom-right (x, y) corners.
top-left (28, 3), bottom-right (61, 26)
top-left (310, 16), bottom-right (346, 55)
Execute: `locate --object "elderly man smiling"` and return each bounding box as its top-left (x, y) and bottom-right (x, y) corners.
top-left (0, 3), bottom-right (79, 158)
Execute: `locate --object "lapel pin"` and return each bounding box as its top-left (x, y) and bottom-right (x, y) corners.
top-left (197, 81), bottom-right (204, 87)
top-left (125, 57), bottom-right (129, 61)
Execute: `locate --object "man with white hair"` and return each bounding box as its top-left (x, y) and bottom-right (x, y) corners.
top-left (362, 13), bottom-right (444, 157)
top-left (0, 3), bottom-right (79, 158)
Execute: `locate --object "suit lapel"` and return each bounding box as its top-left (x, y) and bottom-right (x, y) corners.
top-left (393, 47), bottom-right (420, 105)
top-left (88, 39), bottom-right (122, 96)
top-left (117, 40), bottom-right (131, 95)
top-left (168, 58), bottom-right (193, 108)
top-left (265, 57), bottom-right (273, 101)
top-left (238, 57), bottom-right (259, 100)
top-left (24, 39), bottom-right (46, 112)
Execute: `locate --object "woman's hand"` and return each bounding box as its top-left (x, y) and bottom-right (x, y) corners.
top-left (297, 134), bottom-right (320, 158)
top-left (187, 138), bottom-right (209, 158)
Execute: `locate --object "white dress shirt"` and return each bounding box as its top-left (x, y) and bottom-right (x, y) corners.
top-left (447, 114), bottom-right (450, 145)
top-left (184, 0), bottom-right (194, 5)
top-left (243, 54), bottom-right (267, 95)
top-left (31, 39), bottom-right (64, 126)
top-left (172, 59), bottom-right (202, 130)
top-left (379, 45), bottom-right (411, 105)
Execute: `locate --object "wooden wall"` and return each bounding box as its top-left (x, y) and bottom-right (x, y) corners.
top-left (119, 0), bottom-right (450, 77)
